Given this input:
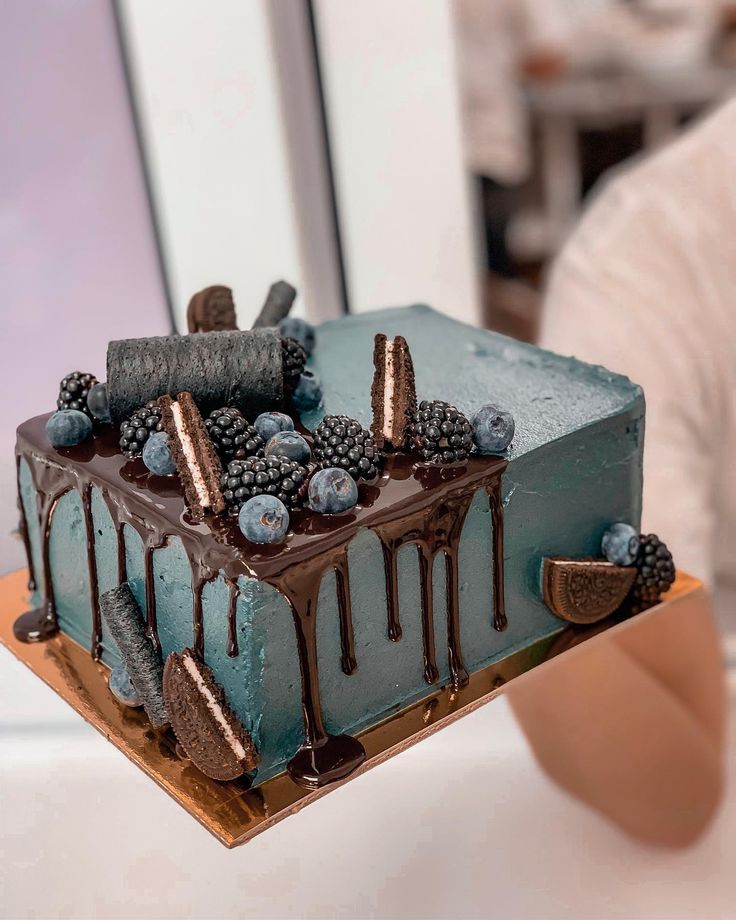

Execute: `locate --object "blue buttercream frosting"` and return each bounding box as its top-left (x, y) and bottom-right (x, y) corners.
top-left (16, 305), bottom-right (643, 786)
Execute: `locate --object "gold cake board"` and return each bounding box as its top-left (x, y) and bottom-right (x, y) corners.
top-left (0, 568), bottom-right (701, 848)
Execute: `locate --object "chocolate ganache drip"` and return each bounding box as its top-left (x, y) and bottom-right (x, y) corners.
top-left (14, 414), bottom-right (507, 788)
top-left (16, 456), bottom-right (36, 594)
top-left (81, 483), bottom-right (103, 659)
top-left (226, 579), bottom-right (241, 659)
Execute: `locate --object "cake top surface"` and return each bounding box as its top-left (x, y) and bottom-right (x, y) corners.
top-left (16, 302), bottom-right (644, 583)
top-left (303, 305), bottom-right (643, 457)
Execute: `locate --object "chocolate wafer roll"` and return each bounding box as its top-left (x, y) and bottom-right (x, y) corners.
top-left (100, 583), bottom-right (168, 728)
top-left (252, 280), bottom-right (297, 329)
top-left (107, 329), bottom-right (283, 424)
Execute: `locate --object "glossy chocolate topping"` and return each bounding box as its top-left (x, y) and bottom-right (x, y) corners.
top-left (16, 413), bottom-right (507, 787)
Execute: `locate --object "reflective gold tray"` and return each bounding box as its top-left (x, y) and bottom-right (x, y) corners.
top-left (0, 568), bottom-right (700, 848)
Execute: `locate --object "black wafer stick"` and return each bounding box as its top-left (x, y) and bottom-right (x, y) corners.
top-left (106, 329), bottom-right (283, 424)
top-left (100, 583), bottom-right (168, 728)
top-left (252, 280), bottom-right (297, 329)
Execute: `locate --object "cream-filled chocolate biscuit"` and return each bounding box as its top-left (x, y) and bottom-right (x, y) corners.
top-left (159, 392), bottom-right (225, 519)
top-left (370, 333), bottom-right (417, 450)
top-left (163, 648), bottom-right (259, 781)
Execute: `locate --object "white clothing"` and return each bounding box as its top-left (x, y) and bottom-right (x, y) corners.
top-left (453, 0), bottom-right (621, 184)
top-left (541, 97), bottom-right (736, 626)
top-left (453, 0), bottom-right (719, 184)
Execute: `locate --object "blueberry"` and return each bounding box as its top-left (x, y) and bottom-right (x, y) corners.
top-left (292, 369), bottom-right (323, 411)
top-left (238, 495), bottom-right (290, 544)
top-left (46, 409), bottom-right (93, 448)
top-left (309, 467), bottom-right (358, 515)
top-left (472, 405), bottom-right (515, 454)
top-left (108, 663), bottom-right (142, 707)
top-left (601, 522), bottom-right (639, 566)
top-left (87, 382), bottom-right (111, 423)
top-left (265, 431), bottom-right (311, 464)
top-left (142, 431), bottom-right (176, 476)
top-left (279, 316), bottom-right (316, 356)
top-left (254, 411), bottom-right (295, 443)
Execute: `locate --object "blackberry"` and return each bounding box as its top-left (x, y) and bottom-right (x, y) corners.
top-left (57, 371), bottom-right (98, 417)
top-left (119, 401), bottom-right (164, 458)
top-left (205, 406), bottom-right (263, 462)
top-left (410, 400), bottom-right (474, 464)
top-left (630, 534), bottom-right (676, 612)
top-left (221, 456), bottom-right (309, 515)
top-left (312, 415), bottom-right (382, 482)
top-left (282, 336), bottom-right (307, 392)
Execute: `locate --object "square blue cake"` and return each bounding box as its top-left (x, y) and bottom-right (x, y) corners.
top-left (15, 305), bottom-right (644, 788)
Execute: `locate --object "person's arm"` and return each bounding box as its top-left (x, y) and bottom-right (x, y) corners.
top-left (531, 130), bottom-right (734, 844)
top-left (540, 171), bottom-right (721, 588)
top-left (508, 583), bottom-right (725, 846)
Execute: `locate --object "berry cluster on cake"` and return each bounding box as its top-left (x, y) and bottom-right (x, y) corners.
top-left (13, 281), bottom-right (675, 789)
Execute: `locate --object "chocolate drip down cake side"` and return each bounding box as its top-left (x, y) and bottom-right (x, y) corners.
top-left (11, 284), bottom-right (678, 826)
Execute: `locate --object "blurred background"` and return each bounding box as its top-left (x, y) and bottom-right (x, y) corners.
top-left (1, 2), bottom-right (735, 917)
top-left (456, 0), bottom-right (736, 338)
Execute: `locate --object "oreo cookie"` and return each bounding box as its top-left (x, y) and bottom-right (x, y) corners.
top-left (159, 392), bottom-right (225, 519)
top-left (370, 334), bottom-right (417, 450)
top-left (100, 583), bottom-right (168, 728)
top-left (163, 648), bottom-right (259, 781)
top-left (187, 285), bottom-right (238, 333)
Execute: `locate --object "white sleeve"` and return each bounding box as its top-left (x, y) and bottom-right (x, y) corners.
top-left (540, 174), bottom-right (720, 587)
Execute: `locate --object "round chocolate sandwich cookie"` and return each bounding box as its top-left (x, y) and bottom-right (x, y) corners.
top-left (186, 285), bottom-right (237, 333)
top-left (163, 648), bottom-right (259, 782)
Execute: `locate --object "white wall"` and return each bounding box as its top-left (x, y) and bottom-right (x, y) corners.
top-left (119, 0), bottom-right (306, 330)
top-left (120, 0), bottom-right (480, 327)
top-left (0, 0), bottom-right (171, 573)
top-left (265, 2), bottom-right (347, 323)
top-left (314, 0), bottom-right (480, 322)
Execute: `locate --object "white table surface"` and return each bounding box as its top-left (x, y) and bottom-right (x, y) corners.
top-left (1, 456), bottom-right (734, 920)
top-left (1, 649), bottom-right (734, 920)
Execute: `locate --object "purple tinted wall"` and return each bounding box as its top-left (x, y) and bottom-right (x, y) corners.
top-left (0, 0), bottom-right (169, 445)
